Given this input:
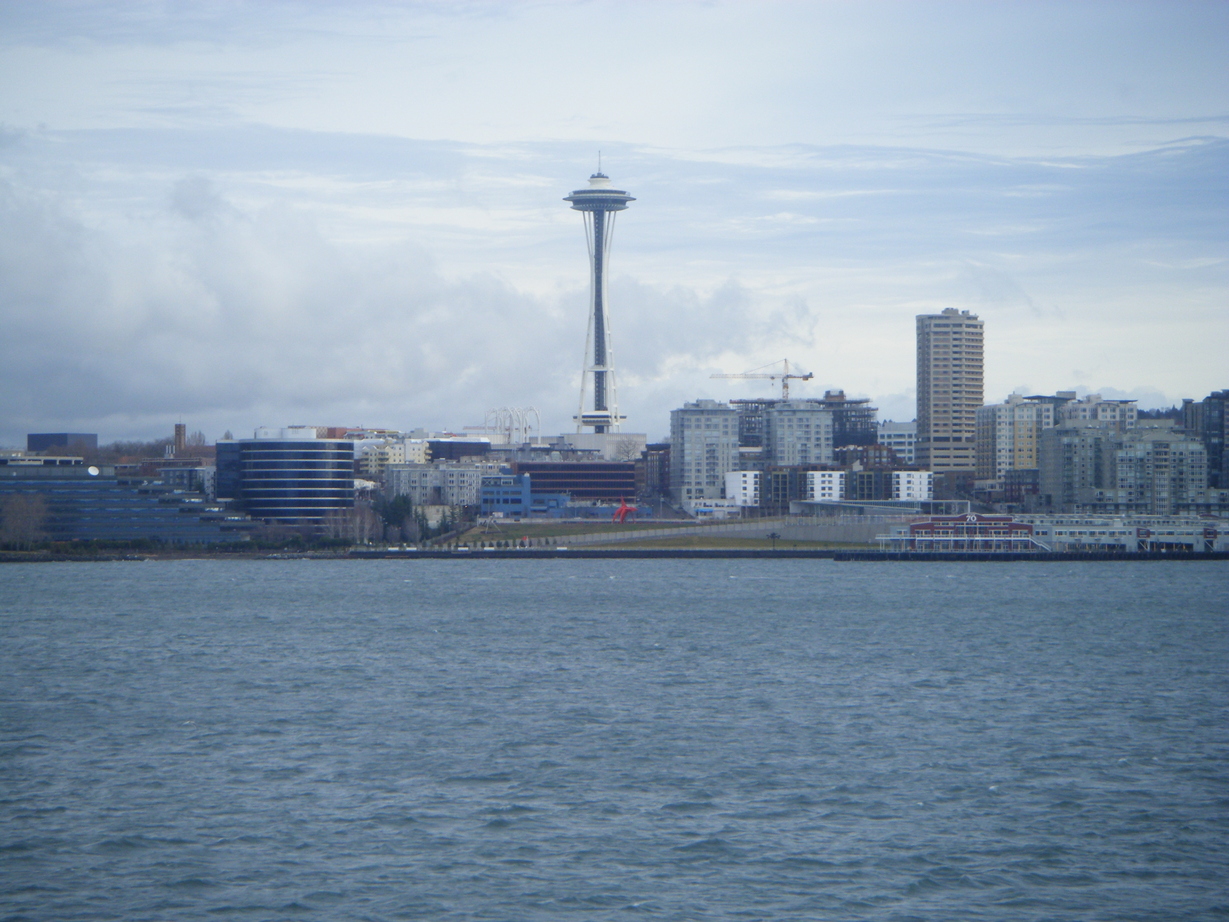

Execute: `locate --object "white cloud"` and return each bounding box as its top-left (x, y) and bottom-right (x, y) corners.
top-left (0, 2), bottom-right (1225, 444)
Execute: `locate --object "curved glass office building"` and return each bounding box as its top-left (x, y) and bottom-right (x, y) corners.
top-left (217, 430), bottom-right (354, 525)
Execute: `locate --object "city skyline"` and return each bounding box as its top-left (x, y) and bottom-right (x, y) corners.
top-left (1, 2), bottom-right (1226, 446)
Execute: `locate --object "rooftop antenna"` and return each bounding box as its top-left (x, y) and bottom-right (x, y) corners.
top-left (598, 150), bottom-right (602, 173)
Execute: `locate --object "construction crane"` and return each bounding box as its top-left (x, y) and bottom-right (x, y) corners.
top-left (711, 358), bottom-right (814, 399)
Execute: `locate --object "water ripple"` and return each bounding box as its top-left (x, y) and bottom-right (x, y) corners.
top-left (1, 558), bottom-right (1226, 920)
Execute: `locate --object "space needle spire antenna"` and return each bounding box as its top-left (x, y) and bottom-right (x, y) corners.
top-left (565, 163), bottom-right (634, 433)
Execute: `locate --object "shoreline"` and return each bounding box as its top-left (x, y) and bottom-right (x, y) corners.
top-left (3, 548), bottom-right (1228, 563)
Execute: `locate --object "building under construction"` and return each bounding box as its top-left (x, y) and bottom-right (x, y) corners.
top-left (732, 390), bottom-right (878, 453)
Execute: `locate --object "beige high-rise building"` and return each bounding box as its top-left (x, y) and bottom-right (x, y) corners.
top-left (916, 308), bottom-right (984, 472)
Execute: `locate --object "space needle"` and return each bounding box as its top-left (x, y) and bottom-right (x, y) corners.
top-left (565, 168), bottom-right (634, 433)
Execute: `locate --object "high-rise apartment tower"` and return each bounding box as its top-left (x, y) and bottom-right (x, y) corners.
top-left (916, 308), bottom-right (984, 472)
top-left (565, 171), bottom-right (635, 433)
top-left (669, 400), bottom-right (739, 505)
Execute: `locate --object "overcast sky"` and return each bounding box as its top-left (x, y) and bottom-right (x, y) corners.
top-left (1, 0), bottom-right (1226, 445)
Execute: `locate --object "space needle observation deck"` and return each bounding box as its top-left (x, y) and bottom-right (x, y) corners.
top-left (565, 171), bottom-right (635, 433)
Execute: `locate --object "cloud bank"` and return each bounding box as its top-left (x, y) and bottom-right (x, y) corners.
top-left (1, 128), bottom-right (1225, 444)
top-left (1, 2), bottom-right (1226, 444)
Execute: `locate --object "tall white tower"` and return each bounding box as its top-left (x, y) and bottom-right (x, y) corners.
top-left (565, 171), bottom-right (634, 433)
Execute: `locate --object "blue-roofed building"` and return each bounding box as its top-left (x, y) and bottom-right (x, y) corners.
top-left (481, 473), bottom-right (532, 516)
top-left (479, 473), bottom-right (571, 518)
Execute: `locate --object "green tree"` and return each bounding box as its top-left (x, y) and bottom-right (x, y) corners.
top-left (0, 494), bottom-right (49, 549)
top-left (368, 493), bottom-right (419, 543)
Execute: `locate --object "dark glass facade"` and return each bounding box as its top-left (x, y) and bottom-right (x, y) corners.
top-left (511, 461), bottom-right (635, 502)
top-left (1204, 390), bottom-right (1227, 489)
top-left (215, 441), bottom-right (242, 501)
top-left (0, 467), bottom-right (249, 543)
top-left (27, 433), bottom-right (98, 452)
top-left (427, 440), bottom-right (491, 462)
top-left (636, 443), bottom-right (671, 499)
top-left (218, 439), bottom-right (355, 524)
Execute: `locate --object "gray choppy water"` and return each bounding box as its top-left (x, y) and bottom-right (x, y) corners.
top-left (1, 559), bottom-right (1227, 921)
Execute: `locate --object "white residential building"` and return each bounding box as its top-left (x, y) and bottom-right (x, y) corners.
top-left (893, 470), bottom-right (934, 501)
top-left (253, 426), bottom-right (321, 440)
top-left (878, 421), bottom-right (917, 465)
top-left (807, 470), bottom-right (845, 501)
top-left (358, 438), bottom-right (431, 480)
top-left (763, 402), bottom-right (835, 466)
top-left (1058, 393), bottom-right (1137, 431)
top-left (972, 392), bottom-right (1135, 485)
top-left (1101, 428), bottom-right (1208, 515)
top-left (670, 400), bottom-right (740, 504)
top-left (1039, 424), bottom-right (1210, 515)
top-left (724, 471), bottom-right (761, 507)
top-left (403, 439), bottom-right (430, 464)
top-left (384, 461), bottom-right (500, 507)
top-left (975, 394), bottom-right (1060, 482)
